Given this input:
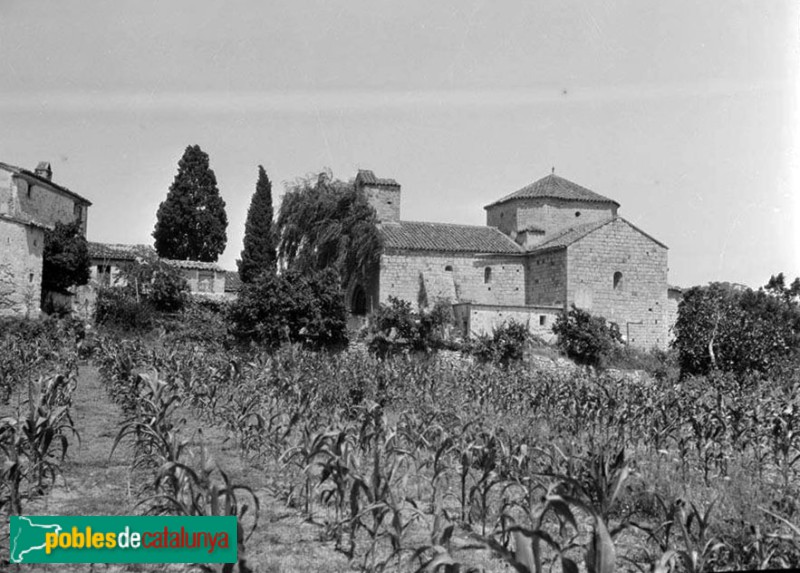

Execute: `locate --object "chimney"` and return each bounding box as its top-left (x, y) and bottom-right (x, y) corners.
top-left (35, 162), bottom-right (52, 181)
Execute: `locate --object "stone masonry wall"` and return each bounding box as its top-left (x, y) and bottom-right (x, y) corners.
top-left (379, 251), bottom-right (526, 307)
top-left (666, 290), bottom-right (681, 342)
top-left (455, 303), bottom-right (560, 341)
top-left (526, 249), bottom-right (568, 306)
top-left (518, 199), bottom-right (615, 240)
top-left (566, 218), bottom-right (668, 349)
top-left (5, 175), bottom-right (84, 232)
top-left (485, 202), bottom-right (519, 237)
top-left (486, 198), bottom-right (615, 245)
top-left (364, 185), bottom-right (401, 222)
top-left (0, 219), bottom-right (43, 318)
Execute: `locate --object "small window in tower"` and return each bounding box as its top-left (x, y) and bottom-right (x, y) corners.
top-left (613, 271), bottom-right (623, 290)
top-left (29, 273), bottom-right (34, 283)
top-left (444, 265), bottom-right (453, 272)
top-left (575, 211), bottom-right (581, 217)
top-left (539, 315), bottom-right (546, 326)
top-left (484, 267), bottom-right (492, 284)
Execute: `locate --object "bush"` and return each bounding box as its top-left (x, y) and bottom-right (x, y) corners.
top-left (552, 305), bottom-right (622, 368)
top-left (148, 265), bottom-right (190, 312)
top-left (94, 287), bottom-right (154, 331)
top-left (466, 319), bottom-right (529, 367)
top-left (227, 268), bottom-right (347, 349)
top-left (366, 297), bottom-right (453, 357)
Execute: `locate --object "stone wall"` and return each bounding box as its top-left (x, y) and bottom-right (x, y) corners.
top-left (486, 198), bottom-right (616, 246)
top-left (666, 289), bottom-right (681, 342)
top-left (0, 218), bottom-right (43, 318)
top-left (453, 302), bottom-right (560, 341)
top-left (363, 185), bottom-right (401, 222)
top-left (0, 173), bottom-right (86, 233)
top-left (526, 249), bottom-right (568, 306)
top-left (518, 199), bottom-right (615, 241)
top-left (566, 218), bottom-right (668, 349)
top-left (485, 202), bottom-right (519, 237)
top-left (379, 251), bottom-right (526, 308)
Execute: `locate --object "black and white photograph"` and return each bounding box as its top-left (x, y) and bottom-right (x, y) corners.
top-left (0, 1), bottom-right (798, 571)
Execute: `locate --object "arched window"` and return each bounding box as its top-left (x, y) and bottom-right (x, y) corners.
top-left (613, 271), bottom-right (623, 290)
top-left (351, 285), bottom-right (367, 315)
top-left (444, 265), bottom-right (453, 272)
top-left (484, 267), bottom-right (492, 284)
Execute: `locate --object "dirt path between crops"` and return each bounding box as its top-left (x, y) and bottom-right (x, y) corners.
top-left (16, 364), bottom-right (354, 573)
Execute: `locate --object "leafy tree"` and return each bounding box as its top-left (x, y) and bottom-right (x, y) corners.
top-left (238, 165), bottom-right (277, 283)
top-left (552, 305), bottom-right (623, 367)
top-left (228, 267), bottom-right (347, 349)
top-left (42, 220), bottom-right (90, 296)
top-left (276, 171), bottom-right (382, 288)
top-left (674, 279), bottom-right (800, 376)
top-left (153, 145), bottom-right (228, 262)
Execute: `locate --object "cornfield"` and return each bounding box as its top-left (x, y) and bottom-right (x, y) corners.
top-left (89, 334), bottom-right (800, 572)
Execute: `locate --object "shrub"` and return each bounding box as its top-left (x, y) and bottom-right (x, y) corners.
top-left (94, 286), bottom-right (154, 331)
top-left (552, 305), bottom-right (622, 367)
top-left (227, 268), bottom-right (347, 349)
top-left (467, 319), bottom-right (530, 367)
top-left (366, 296), bottom-right (453, 356)
top-left (148, 265), bottom-right (190, 312)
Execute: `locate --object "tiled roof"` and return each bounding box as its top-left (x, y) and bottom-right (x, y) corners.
top-left (88, 242), bottom-right (157, 261)
top-left (0, 161), bottom-right (92, 206)
top-left (486, 174), bottom-right (618, 208)
top-left (356, 169), bottom-right (400, 187)
top-left (380, 221), bottom-right (522, 254)
top-left (162, 259), bottom-right (223, 272)
top-left (224, 271), bottom-right (242, 293)
top-left (530, 216), bottom-right (668, 253)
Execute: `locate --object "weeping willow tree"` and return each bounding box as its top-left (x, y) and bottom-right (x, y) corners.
top-left (276, 171), bottom-right (383, 288)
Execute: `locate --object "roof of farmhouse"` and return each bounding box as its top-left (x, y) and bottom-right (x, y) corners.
top-left (379, 220), bottom-right (522, 254)
top-left (485, 173), bottom-right (619, 208)
top-left (88, 242), bottom-right (157, 261)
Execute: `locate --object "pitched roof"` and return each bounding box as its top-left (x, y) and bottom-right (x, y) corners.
top-left (355, 169), bottom-right (400, 187)
top-left (162, 259), bottom-right (223, 272)
top-left (0, 161), bottom-right (92, 206)
top-left (88, 242), bottom-right (157, 261)
top-left (485, 174), bottom-right (618, 208)
top-left (380, 221), bottom-right (522, 254)
top-left (530, 216), bottom-right (668, 253)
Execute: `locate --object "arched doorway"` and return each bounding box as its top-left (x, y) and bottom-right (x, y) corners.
top-left (351, 284), bottom-right (367, 315)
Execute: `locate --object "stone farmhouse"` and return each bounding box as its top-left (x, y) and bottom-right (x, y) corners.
top-left (352, 170), bottom-right (674, 349)
top-left (0, 161), bottom-right (91, 318)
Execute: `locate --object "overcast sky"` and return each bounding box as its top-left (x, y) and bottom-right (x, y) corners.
top-left (1, 0), bottom-right (797, 288)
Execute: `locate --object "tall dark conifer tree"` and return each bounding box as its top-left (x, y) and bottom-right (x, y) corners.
top-left (238, 165), bottom-right (277, 283)
top-left (153, 145), bottom-right (228, 262)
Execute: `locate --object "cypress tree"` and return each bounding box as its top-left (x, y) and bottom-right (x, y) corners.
top-left (238, 165), bottom-right (277, 283)
top-left (153, 145), bottom-right (228, 262)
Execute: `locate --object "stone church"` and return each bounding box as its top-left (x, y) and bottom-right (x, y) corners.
top-left (351, 170), bottom-right (673, 350)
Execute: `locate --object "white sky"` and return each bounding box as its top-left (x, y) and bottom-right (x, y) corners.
top-left (1, 0), bottom-right (797, 288)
